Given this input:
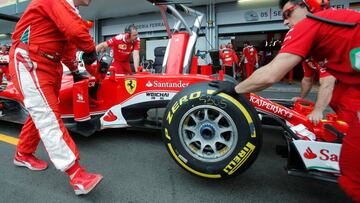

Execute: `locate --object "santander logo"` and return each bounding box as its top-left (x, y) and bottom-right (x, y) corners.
top-left (304, 147), bottom-right (317, 159)
top-left (146, 81), bottom-right (153, 87)
top-left (103, 110), bottom-right (118, 122)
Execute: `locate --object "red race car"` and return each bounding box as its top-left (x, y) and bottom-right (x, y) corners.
top-left (0, 2), bottom-right (348, 182)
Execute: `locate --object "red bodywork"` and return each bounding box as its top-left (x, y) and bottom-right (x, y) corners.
top-left (249, 94), bottom-right (348, 142)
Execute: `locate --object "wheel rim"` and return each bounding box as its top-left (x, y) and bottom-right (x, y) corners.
top-left (178, 105), bottom-right (238, 163)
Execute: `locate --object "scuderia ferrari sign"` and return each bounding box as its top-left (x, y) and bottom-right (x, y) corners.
top-left (125, 78), bottom-right (137, 95)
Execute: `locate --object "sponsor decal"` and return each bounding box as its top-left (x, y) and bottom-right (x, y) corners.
top-left (146, 80), bottom-right (189, 88)
top-left (89, 81), bottom-right (96, 87)
top-left (304, 147), bottom-right (317, 159)
top-left (76, 93), bottom-right (84, 103)
top-left (118, 44), bottom-right (127, 50)
top-left (166, 91), bottom-right (202, 124)
top-left (103, 110), bottom-right (118, 122)
top-left (303, 147), bottom-right (339, 162)
top-left (146, 92), bottom-right (170, 100)
top-left (125, 78), bottom-right (137, 95)
top-left (250, 95), bottom-right (293, 118)
top-left (223, 142), bottom-right (256, 175)
top-left (319, 149), bottom-right (339, 162)
top-left (294, 140), bottom-right (340, 173)
top-left (146, 81), bottom-right (153, 87)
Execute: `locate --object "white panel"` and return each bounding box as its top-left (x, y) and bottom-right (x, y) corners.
top-left (219, 21), bottom-right (288, 34)
top-left (216, 2), bottom-right (283, 25)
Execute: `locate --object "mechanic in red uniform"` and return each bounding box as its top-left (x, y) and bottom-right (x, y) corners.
top-left (219, 43), bottom-right (239, 77)
top-left (291, 58), bottom-right (339, 124)
top-left (240, 41), bottom-right (259, 78)
top-left (9, 0), bottom-right (102, 195)
top-left (96, 24), bottom-right (140, 74)
top-left (0, 45), bottom-right (9, 86)
top-left (210, 0), bottom-right (360, 201)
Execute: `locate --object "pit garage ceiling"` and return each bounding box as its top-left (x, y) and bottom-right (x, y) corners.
top-left (0, 0), bottom-right (279, 37)
top-left (79, 0), bottom-right (278, 20)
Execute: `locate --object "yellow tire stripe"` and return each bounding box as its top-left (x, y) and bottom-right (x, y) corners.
top-left (218, 93), bottom-right (256, 138)
top-left (167, 143), bottom-right (221, 178)
top-left (0, 134), bottom-right (18, 145)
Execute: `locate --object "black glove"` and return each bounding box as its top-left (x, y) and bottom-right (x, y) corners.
top-left (82, 51), bottom-right (97, 65)
top-left (72, 70), bottom-right (87, 83)
top-left (99, 61), bottom-right (109, 74)
top-left (209, 80), bottom-right (237, 96)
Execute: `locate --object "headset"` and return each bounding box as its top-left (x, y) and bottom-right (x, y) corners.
top-left (302, 0), bottom-right (357, 27)
top-left (302, 0), bottom-right (329, 13)
top-left (124, 24), bottom-right (137, 39)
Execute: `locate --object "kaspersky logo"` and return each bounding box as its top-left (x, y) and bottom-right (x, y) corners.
top-left (304, 147), bottom-right (317, 159)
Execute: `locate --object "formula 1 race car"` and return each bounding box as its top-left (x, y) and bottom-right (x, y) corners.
top-left (0, 2), bottom-right (219, 135)
top-left (0, 1), bottom-right (348, 183)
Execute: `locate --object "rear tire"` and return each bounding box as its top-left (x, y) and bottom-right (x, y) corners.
top-left (162, 82), bottom-right (262, 179)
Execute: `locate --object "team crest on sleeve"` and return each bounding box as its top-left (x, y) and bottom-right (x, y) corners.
top-left (350, 48), bottom-right (360, 72)
top-left (125, 78), bottom-right (137, 95)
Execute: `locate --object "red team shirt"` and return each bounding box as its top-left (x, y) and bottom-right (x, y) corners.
top-left (219, 48), bottom-right (239, 66)
top-left (243, 46), bottom-right (257, 64)
top-left (106, 34), bottom-right (140, 62)
top-left (302, 58), bottom-right (331, 78)
top-left (280, 9), bottom-right (360, 85)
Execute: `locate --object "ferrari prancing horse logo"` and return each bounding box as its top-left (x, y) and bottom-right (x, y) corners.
top-left (125, 78), bottom-right (137, 95)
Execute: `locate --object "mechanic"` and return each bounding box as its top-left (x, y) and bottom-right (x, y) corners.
top-left (240, 41), bottom-right (259, 78)
top-left (292, 58), bottom-right (337, 125)
top-left (9, 0), bottom-right (102, 195)
top-left (219, 43), bottom-right (239, 77)
top-left (96, 24), bottom-right (140, 74)
top-left (210, 0), bottom-right (360, 201)
top-left (0, 45), bottom-right (9, 86)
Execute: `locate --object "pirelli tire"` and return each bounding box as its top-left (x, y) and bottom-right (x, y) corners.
top-left (162, 82), bottom-right (262, 179)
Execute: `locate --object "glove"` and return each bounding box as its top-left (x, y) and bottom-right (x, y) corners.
top-left (209, 80), bottom-right (237, 96)
top-left (72, 70), bottom-right (87, 83)
top-left (255, 63), bottom-right (259, 69)
top-left (82, 50), bottom-right (97, 65)
top-left (99, 61), bottom-right (109, 74)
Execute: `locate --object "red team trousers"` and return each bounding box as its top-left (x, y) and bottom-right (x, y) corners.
top-left (10, 43), bottom-right (80, 171)
top-left (330, 83), bottom-right (360, 201)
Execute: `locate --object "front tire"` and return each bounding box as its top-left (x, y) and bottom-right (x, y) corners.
top-left (162, 82), bottom-right (262, 179)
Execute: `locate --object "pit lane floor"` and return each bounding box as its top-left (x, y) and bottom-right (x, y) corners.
top-left (0, 87), bottom-right (351, 203)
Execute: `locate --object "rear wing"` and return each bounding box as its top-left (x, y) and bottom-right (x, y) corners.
top-left (149, 1), bottom-right (204, 74)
